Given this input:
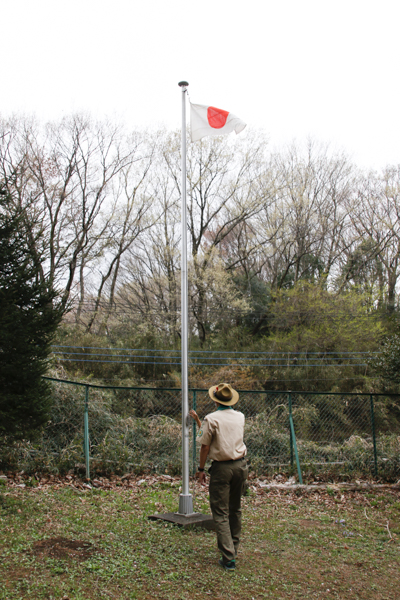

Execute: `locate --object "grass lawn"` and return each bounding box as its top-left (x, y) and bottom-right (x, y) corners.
top-left (0, 474), bottom-right (399, 600)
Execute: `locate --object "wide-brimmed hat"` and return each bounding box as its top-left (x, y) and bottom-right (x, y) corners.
top-left (208, 383), bottom-right (239, 406)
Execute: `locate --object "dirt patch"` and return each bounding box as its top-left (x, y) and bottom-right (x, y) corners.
top-left (297, 519), bottom-right (325, 528)
top-left (32, 537), bottom-right (100, 561)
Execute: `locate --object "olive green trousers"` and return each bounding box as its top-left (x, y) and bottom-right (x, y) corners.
top-left (209, 458), bottom-right (248, 563)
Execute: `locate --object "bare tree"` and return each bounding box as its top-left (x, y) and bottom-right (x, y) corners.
top-left (116, 136), bottom-right (182, 343)
top-left (83, 130), bottom-right (158, 332)
top-left (242, 140), bottom-right (356, 334)
top-left (251, 140), bottom-right (356, 288)
top-left (0, 115), bottom-right (158, 318)
top-left (342, 165), bottom-right (400, 310)
top-left (161, 130), bottom-right (270, 344)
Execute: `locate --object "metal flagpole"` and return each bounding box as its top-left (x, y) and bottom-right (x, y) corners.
top-left (148, 84), bottom-right (214, 527)
top-left (178, 81), bottom-right (193, 515)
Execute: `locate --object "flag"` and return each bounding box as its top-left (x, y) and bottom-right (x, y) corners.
top-left (190, 103), bottom-right (246, 142)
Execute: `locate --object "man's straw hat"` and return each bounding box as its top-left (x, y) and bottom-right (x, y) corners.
top-left (208, 383), bottom-right (239, 406)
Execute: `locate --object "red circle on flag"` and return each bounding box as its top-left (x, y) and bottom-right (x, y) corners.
top-left (207, 106), bottom-right (229, 129)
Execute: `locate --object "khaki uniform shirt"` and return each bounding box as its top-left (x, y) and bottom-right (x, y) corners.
top-left (197, 408), bottom-right (247, 462)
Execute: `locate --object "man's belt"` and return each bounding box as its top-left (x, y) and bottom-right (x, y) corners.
top-left (213, 456), bottom-right (246, 463)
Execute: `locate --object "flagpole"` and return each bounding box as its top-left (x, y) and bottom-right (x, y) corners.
top-left (178, 81), bottom-right (193, 516)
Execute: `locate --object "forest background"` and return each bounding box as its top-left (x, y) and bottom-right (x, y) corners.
top-left (2, 113), bottom-right (400, 395)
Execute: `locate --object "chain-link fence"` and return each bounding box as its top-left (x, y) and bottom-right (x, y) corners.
top-left (1, 378), bottom-right (399, 481)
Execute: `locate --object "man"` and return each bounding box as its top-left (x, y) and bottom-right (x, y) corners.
top-left (190, 383), bottom-right (248, 572)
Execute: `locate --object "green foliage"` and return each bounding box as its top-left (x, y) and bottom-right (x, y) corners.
top-left (232, 272), bottom-right (272, 336)
top-left (339, 238), bottom-right (384, 303)
top-left (370, 331), bottom-right (400, 384)
top-left (268, 281), bottom-right (383, 353)
top-left (249, 281), bottom-right (385, 392)
top-left (0, 192), bottom-right (62, 438)
top-left (54, 275), bottom-right (393, 394)
top-left (54, 325), bottom-right (178, 383)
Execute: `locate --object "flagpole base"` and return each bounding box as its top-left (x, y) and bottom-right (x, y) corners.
top-left (148, 511), bottom-right (215, 530)
top-left (178, 493), bottom-right (194, 515)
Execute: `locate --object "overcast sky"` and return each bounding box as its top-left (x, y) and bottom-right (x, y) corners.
top-left (1, 0), bottom-right (399, 169)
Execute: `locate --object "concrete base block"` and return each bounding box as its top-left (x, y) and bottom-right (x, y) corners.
top-left (148, 512), bottom-right (215, 530)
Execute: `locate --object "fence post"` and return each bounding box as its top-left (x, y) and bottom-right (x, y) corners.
top-left (287, 391), bottom-right (303, 484)
top-left (84, 385), bottom-right (90, 481)
top-left (370, 394), bottom-right (378, 478)
top-left (192, 390), bottom-right (197, 475)
top-left (288, 392), bottom-right (293, 469)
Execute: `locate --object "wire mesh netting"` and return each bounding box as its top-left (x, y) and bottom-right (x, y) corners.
top-left (292, 392), bottom-right (400, 479)
top-left (0, 380), bottom-right (86, 474)
top-left (1, 380), bottom-right (399, 480)
top-left (289, 393), bottom-right (375, 476)
top-left (88, 387), bottom-right (184, 475)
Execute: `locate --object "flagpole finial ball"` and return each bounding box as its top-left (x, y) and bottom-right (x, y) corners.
top-left (178, 81), bottom-right (189, 88)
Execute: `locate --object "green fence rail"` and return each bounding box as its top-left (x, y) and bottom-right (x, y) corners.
top-left (1, 377), bottom-right (399, 481)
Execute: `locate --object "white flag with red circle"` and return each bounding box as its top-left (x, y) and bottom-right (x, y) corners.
top-left (190, 103), bottom-right (246, 142)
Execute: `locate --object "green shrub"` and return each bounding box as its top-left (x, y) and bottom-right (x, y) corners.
top-left (0, 379), bottom-right (399, 480)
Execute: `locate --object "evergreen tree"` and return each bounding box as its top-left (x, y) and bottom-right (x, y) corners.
top-left (370, 330), bottom-right (400, 384)
top-left (0, 190), bottom-right (62, 438)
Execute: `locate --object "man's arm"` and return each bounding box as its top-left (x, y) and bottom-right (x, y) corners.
top-left (198, 444), bottom-right (210, 484)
